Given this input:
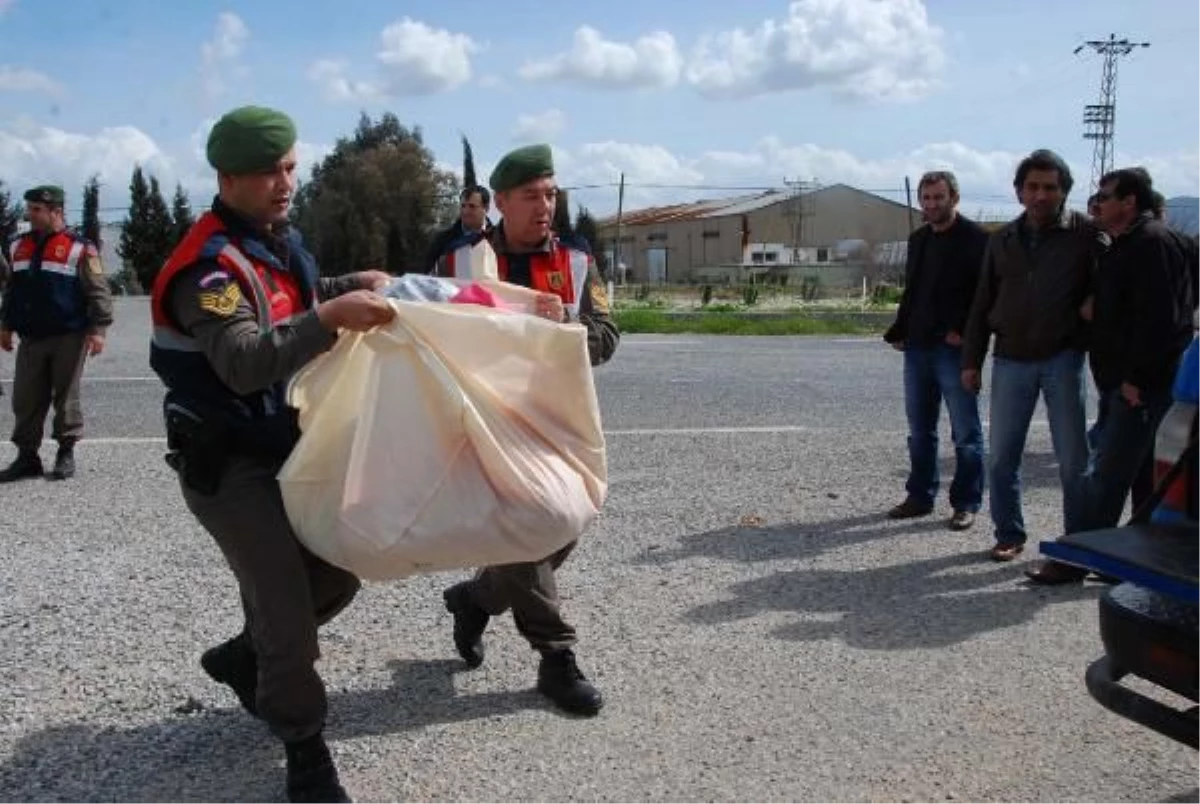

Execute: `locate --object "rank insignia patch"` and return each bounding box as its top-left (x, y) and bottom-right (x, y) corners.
top-left (198, 283), bottom-right (242, 317)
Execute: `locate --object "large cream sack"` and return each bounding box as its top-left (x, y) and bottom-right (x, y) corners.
top-left (278, 280), bottom-right (607, 581)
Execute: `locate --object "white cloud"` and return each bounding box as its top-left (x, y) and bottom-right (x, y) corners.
top-left (686, 0), bottom-right (945, 102)
top-left (554, 137), bottom-right (1200, 220)
top-left (519, 26), bottom-right (682, 90)
top-left (309, 18), bottom-right (477, 100)
top-left (0, 65), bottom-right (63, 95)
top-left (0, 120), bottom-right (176, 214)
top-left (375, 18), bottom-right (477, 94)
top-left (0, 118), bottom-right (332, 221)
top-left (200, 12), bottom-right (249, 102)
top-left (512, 109), bottom-right (567, 143)
top-left (307, 59), bottom-right (382, 102)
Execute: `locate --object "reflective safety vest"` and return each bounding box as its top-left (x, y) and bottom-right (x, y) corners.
top-left (5, 229), bottom-right (92, 337)
top-left (149, 212), bottom-right (319, 446)
top-left (432, 229), bottom-right (491, 280)
top-left (495, 238), bottom-right (594, 319)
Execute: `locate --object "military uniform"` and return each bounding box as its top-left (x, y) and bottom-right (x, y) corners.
top-left (441, 144), bottom-right (618, 717)
top-left (151, 105), bottom-right (374, 803)
top-left (0, 185), bottom-right (113, 481)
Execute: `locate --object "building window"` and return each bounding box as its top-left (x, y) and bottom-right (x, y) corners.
top-left (817, 248), bottom-right (829, 262)
top-left (764, 252), bottom-right (777, 263)
top-left (646, 232), bottom-right (667, 242)
top-left (702, 229), bottom-right (721, 239)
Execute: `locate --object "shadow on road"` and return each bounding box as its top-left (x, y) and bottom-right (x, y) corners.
top-left (643, 510), bottom-right (1101, 651)
top-left (887, 449), bottom-right (1070, 492)
top-left (0, 658), bottom-right (545, 802)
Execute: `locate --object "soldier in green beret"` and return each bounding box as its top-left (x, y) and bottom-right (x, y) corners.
top-left (150, 104), bottom-right (393, 803)
top-left (0, 183), bottom-right (113, 481)
top-left (441, 142), bottom-right (618, 717)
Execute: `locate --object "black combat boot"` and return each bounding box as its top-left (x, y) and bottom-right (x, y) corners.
top-left (537, 648), bottom-right (603, 716)
top-left (47, 443), bottom-right (75, 480)
top-left (200, 634), bottom-right (259, 716)
top-left (285, 732), bottom-right (351, 803)
top-left (442, 582), bottom-right (489, 669)
top-left (0, 451), bottom-right (43, 483)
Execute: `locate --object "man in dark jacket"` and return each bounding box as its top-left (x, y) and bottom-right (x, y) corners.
top-left (1027, 167), bottom-right (1194, 583)
top-left (424, 185), bottom-right (493, 274)
top-left (961, 149), bottom-right (1102, 562)
top-left (884, 171), bottom-right (989, 529)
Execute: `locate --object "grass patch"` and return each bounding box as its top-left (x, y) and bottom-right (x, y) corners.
top-left (613, 309), bottom-right (880, 336)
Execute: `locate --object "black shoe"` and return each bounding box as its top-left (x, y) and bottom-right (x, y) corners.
top-left (200, 635), bottom-right (259, 717)
top-left (887, 498), bottom-right (934, 519)
top-left (0, 451), bottom-right (43, 483)
top-left (285, 733), bottom-right (351, 803)
top-left (47, 446), bottom-right (75, 480)
top-left (443, 582), bottom-right (489, 669)
top-left (537, 649), bottom-right (603, 716)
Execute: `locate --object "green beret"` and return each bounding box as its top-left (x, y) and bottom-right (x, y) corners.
top-left (24, 185), bottom-right (64, 207)
top-left (489, 144), bottom-right (555, 192)
top-left (206, 105), bottom-right (297, 174)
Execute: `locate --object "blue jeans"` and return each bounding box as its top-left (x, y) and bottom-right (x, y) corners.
top-left (1081, 387), bottom-right (1172, 530)
top-left (903, 344), bottom-right (984, 511)
top-left (988, 349), bottom-right (1089, 545)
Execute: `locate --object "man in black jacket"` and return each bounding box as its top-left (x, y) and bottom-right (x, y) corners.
top-left (961, 149), bottom-right (1101, 562)
top-left (423, 185), bottom-right (493, 275)
top-left (884, 171), bottom-right (989, 529)
top-left (1027, 167), bottom-right (1194, 583)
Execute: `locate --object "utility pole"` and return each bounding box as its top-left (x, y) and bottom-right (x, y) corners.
top-left (782, 177), bottom-right (818, 262)
top-left (904, 176), bottom-right (915, 232)
top-left (613, 172), bottom-right (625, 284)
top-left (1075, 34), bottom-right (1150, 193)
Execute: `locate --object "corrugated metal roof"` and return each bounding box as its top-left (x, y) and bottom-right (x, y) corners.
top-left (600, 183), bottom-right (917, 227)
top-left (604, 190), bottom-right (791, 226)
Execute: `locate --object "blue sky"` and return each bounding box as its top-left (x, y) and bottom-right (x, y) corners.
top-left (1, 0), bottom-right (1196, 223)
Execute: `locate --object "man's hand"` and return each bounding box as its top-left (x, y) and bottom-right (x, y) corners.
top-left (1120, 382), bottom-right (1143, 408)
top-left (353, 270), bottom-right (393, 291)
top-left (0, 328), bottom-right (12, 353)
top-left (85, 334), bottom-right (105, 356)
top-left (944, 331), bottom-right (963, 347)
top-left (889, 339), bottom-right (905, 352)
top-left (535, 293), bottom-right (566, 322)
top-left (317, 290), bottom-right (397, 332)
top-left (1080, 295), bottom-right (1094, 322)
top-left (961, 368), bottom-right (982, 394)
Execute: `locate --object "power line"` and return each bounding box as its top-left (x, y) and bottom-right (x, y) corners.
top-left (1074, 34), bottom-right (1150, 193)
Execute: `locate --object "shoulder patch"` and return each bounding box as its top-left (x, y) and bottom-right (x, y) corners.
top-left (197, 283), bottom-right (243, 317)
top-left (589, 277), bottom-right (610, 314)
top-left (198, 269), bottom-right (234, 289)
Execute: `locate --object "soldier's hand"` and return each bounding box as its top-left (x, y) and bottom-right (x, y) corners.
top-left (1080, 295), bottom-right (1094, 322)
top-left (85, 334), bottom-right (105, 356)
top-left (317, 290), bottom-right (396, 332)
top-left (889, 339), bottom-right (905, 352)
top-left (354, 270), bottom-right (393, 291)
top-left (961, 368), bottom-right (982, 394)
top-left (535, 293), bottom-right (566, 322)
top-left (0, 329), bottom-right (11, 352)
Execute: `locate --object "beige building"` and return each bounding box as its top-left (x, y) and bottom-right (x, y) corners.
top-left (596, 183), bottom-right (916, 285)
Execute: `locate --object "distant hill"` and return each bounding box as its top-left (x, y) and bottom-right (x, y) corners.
top-left (1166, 196), bottom-right (1199, 236)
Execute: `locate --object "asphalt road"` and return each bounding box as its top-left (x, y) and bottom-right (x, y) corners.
top-left (0, 298), bottom-right (1195, 803)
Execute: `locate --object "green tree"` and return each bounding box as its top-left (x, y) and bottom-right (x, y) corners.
top-left (118, 166), bottom-right (175, 292)
top-left (574, 206), bottom-right (607, 274)
top-left (291, 112), bottom-right (460, 275)
top-left (80, 175), bottom-right (102, 247)
top-left (170, 182), bottom-right (195, 246)
top-left (0, 181), bottom-right (23, 249)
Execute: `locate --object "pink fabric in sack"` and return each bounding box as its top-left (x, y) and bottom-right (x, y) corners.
top-left (450, 283), bottom-right (499, 308)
